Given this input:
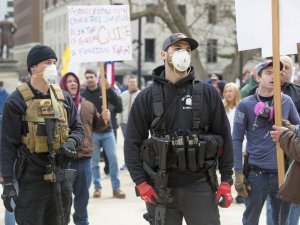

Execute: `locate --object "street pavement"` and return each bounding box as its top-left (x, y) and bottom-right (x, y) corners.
top-left (0, 129), bottom-right (267, 225)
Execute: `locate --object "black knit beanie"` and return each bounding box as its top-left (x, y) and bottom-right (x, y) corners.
top-left (27, 45), bottom-right (57, 72)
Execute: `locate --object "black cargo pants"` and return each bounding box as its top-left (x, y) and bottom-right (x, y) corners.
top-left (15, 165), bottom-right (72, 225)
top-left (145, 179), bottom-right (220, 225)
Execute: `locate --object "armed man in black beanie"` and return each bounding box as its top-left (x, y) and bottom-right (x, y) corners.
top-left (0, 44), bottom-right (84, 225)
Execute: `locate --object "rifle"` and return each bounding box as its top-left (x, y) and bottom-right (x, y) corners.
top-left (44, 118), bottom-right (65, 225)
top-left (143, 135), bottom-right (171, 225)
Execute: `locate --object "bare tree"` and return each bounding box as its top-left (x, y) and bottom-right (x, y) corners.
top-left (127, 0), bottom-right (259, 81)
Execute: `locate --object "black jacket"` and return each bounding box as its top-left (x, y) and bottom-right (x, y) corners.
top-left (81, 85), bottom-right (122, 133)
top-left (249, 82), bottom-right (300, 115)
top-left (0, 82), bottom-right (84, 183)
top-left (124, 66), bottom-right (233, 187)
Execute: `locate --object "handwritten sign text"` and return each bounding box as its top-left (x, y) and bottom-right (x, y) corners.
top-left (68, 5), bottom-right (132, 63)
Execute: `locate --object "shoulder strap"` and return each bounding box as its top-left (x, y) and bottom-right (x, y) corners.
top-left (17, 83), bottom-right (34, 106)
top-left (50, 84), bottom-right (65, 101)
top-left (152, 82), bottom-right (164, 118)
top-left (192, 80), bottom-right (203, 131)
top-left (151, 82), bottom-right (186, 133)
top-left (151, 82), bottom-right (165, 131)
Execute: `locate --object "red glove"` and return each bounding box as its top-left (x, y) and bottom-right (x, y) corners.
top-left (216, 182), bottom-right (232, 208)
top-left (137, 182), bottom-right (158, 205)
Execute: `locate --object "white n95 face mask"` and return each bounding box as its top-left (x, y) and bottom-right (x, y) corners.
top-left (171, 49), bottom-right (191, 72)
top-left (43, 64), bottom-right (58, 84)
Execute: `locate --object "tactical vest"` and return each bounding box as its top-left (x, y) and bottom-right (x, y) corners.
top-left (18, 83), bottom-right (70, 153)
top-left (141, 80), bottom-right (224, 171)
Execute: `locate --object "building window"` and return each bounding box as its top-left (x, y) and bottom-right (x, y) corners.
top-left (178, 5), bottom-right (186, 21)
top-left (145, 39), bottom-right (155, 62)
top-left (207, 39), bottom-right (218, 63)
top-left (45, 0), bottom-right (49, 9)
top-left (146, 4), bottom-right (154, 23)
top-left (7, 1), bottom-right (13, 7)
top-left (53, 0), bottom-right (57, 6)
top-left (208, 4), bottom-right (217, 24)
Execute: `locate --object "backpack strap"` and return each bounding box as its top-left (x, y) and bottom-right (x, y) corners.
top-left (192, 80), bottom-right (203, 131)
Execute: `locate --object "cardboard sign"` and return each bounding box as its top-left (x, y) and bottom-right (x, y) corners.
top-left (235, 0), bottom-right (300, 57)
top-left (68, 5), bottom-right (132, 63)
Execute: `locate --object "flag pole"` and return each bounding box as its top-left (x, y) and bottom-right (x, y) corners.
top-left (272, 0), bottom-right (284, 187)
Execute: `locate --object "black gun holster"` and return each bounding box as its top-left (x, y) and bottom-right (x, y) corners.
top-left (204, 160), bottom-right (218, 192)
top-left (15, 152), bottom-right (27, 180)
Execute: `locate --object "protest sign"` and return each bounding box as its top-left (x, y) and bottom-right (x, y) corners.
top-left (235, 0), bottom-right (300, 57)
top-left (68, 5), bottom-right (132, 63)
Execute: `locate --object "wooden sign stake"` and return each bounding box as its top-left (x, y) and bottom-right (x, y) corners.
top-left (297, 43), bottom-right (300, 67)
top-left (272, 0), bottom-right (285, 187)
top-left (100, 61), bottom-right (107, 111)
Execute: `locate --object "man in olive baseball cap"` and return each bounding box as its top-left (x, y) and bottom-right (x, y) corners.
top-left (162, 33), bottom-right (198, 51)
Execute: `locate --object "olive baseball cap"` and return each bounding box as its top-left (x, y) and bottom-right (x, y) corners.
top-left (162, 33), bottom-right (198, 51)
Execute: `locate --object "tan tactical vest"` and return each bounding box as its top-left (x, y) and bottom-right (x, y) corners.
top-left (18, 83), bottom-right (70, 153)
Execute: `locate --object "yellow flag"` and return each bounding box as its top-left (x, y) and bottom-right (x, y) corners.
top-left (60, 44), bottom-right (70, 76)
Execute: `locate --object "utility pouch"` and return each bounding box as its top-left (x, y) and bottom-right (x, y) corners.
top-left (171, 135), bottom-right (186, 170)
top-left (151, 135), bottom-right (170, 171)
top-left (186, 134), bottom-right (198, 171)
top-left (140, 138), bottom-right (158, 169)
top-left (243, 154), bottom-right (249, 178)
top-left (199, 134), bottom-right (224, 160)
top-left (15, 152), bottom-right (27, 180)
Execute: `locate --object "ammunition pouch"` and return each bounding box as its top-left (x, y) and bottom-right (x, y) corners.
top-left (172, 135), bottom-right (186, 170)
top-left (141, 133), bottom-right (224, 172)
top-left (171, 134), bottom-right (223, 171)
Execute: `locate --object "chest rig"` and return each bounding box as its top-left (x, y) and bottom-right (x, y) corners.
top-left (141, 80), bottom-right (224, 172)
top-left (18, 83), bottom-right (69, 153)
